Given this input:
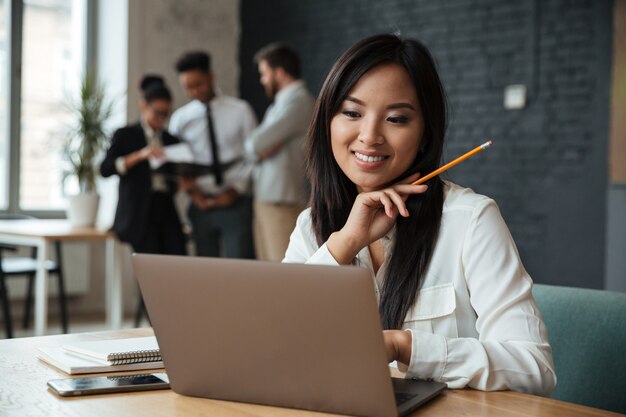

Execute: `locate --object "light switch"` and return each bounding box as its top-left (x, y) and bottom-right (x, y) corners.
top-left (504, 84), bottom-right (527, 110)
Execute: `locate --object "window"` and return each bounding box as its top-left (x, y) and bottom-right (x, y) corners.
top-left (0, 2), bottom-right (7, 210)
top-left (19, 0), bottom-right (86, 210)
top-left (0, 0), bottom-right (90, 213)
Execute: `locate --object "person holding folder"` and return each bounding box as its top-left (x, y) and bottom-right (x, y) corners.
top-left (100, 76), bottom-right (186, 263)
top-left (283, 34), bottom-right (556, 394)
top-left (170, 51), bottom-right (257, 259)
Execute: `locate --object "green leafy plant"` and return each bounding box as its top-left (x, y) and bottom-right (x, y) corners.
top-left (62, 73), bottom-right (113, 193)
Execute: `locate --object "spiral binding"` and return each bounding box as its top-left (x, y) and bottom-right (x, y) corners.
top-left (107, 349), bottom-right (162, 365)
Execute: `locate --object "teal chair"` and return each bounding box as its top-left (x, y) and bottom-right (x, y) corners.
top-left (532, 284), bottom-right (626, 414)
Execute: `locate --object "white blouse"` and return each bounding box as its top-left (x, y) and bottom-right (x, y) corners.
top-left (283, 182), bottom-right (556, 395)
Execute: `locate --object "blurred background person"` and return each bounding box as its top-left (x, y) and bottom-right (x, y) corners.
top-left (245, 43), bottom-right (315, 261)
top-left (170, 51), bottom-right (257, 259)
top-left (100, 75), bottom-right (186, 324)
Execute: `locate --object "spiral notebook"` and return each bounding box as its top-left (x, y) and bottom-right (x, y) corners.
top-left (37, 336), bottom-right (164, 375)
top-left (63, 336), bottom-right (161, 365)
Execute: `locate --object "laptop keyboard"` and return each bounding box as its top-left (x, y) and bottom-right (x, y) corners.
top-left (394, 391), bottom-right (418, 406)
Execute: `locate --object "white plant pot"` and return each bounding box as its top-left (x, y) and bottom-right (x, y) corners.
top-left (66, 193), bottom-right (100, 227)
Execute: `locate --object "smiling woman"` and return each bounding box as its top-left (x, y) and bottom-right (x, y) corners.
top-left (330, 63), bottom-right (424, 193)
top-left (283, 34), bottom-right (557, 395)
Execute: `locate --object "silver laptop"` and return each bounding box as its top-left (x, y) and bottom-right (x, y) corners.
top-left (133, 254), bottom-right (445, 417)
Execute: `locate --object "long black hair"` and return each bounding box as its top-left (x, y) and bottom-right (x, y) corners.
top-left (307, 34), bottom-right (447, 330)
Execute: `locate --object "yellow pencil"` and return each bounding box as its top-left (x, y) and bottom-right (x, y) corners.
top-left (413, 140), bottom-right (493, 185)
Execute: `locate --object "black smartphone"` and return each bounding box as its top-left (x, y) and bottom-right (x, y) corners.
top-left (47, 373), bottom-right (170, 397)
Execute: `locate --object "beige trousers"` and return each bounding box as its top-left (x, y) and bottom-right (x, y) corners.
top-left (253, 201), bottom-right (303, 261)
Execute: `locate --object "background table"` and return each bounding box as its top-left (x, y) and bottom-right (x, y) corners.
top-left (0, 328), bottom-right (621, 417)
top-left (0, 220), bottom-right (122, 335)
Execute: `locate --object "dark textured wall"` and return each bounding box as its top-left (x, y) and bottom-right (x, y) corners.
top-left (240, 0), bottom-right (613, 289)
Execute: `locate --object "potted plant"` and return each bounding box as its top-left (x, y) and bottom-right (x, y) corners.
top-left (62, 73), bottom-right (113, 227)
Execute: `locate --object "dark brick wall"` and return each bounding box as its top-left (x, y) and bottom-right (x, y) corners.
top-left (240, 0), bottom-right (613, 289)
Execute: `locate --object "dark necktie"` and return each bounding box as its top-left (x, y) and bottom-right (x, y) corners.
top-left (206, 105), bottom-right (223, 185)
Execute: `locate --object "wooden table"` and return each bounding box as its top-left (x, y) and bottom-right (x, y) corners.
top-left (0, 329), bottom-right (621, 417)
top-left (0, 220), bottom-right (122, 335)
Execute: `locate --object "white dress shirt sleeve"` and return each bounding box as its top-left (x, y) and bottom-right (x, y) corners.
top-left (405, 199), bottom-right (556, 395)
top-left (224, 160), bottom-right (253, 195)
top-left (168, 111), bottom-right (181, 137)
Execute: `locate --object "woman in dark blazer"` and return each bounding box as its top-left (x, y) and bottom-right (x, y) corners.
top-left (100, 75), bottom-right (186, 256)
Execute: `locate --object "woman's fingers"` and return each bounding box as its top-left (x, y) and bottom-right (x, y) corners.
top-left (368, 190), bottom-right (408, 218)
top-left (378, 192), bottom-right (395, 218)
top-left (400, 172), bottom-right (421, 185)
top-left (383, 184), bottom-right (428, 217)
top-left (361, 185), bottom-right (427, 218)
top-left (394, 183), bottom-right (428, 196)
top-left (351, 183), bottom-right (429, 242)
top-left (385, 189), bottom-right (410, 217)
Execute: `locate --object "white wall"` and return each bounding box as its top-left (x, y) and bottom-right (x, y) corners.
top-left (96, 0), bottom-right (128, 231)
top-left (68, 0), bottom-right (133, 317)
top-left (127, 0), bottom-right (241, 121)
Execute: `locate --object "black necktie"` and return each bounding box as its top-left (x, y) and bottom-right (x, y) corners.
top-left (206, 105), bottom-right (223, 185)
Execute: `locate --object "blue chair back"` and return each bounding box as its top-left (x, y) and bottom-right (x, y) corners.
top-left (532, 284), bottom-right (626, 413)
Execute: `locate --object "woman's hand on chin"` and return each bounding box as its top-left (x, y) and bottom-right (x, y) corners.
top-left (327, 173), bottom-right (427, 264)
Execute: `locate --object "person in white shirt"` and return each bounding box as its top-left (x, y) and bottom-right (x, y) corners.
top-left (283, 34), bottom-right (557, 395)
top-left (170, 51), bottom-right (257, 258)
top-left (245, 43), bottom-right (315, 261)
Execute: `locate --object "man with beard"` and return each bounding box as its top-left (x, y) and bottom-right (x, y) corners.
top-left (245, 43), bottom-right (315, 261)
